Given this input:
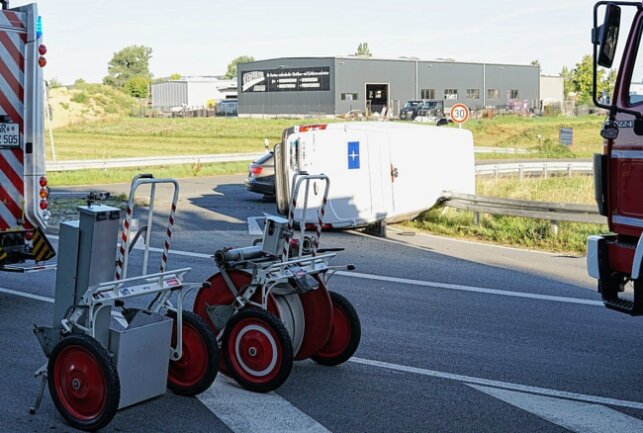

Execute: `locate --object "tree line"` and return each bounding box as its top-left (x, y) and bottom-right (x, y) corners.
top-left (100, 44), bottom-right (610, 105)
top-left (101, 45), bottom-right (255, 98)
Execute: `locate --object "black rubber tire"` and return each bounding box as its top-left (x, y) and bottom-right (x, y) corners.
top-left (222, 308), bottom-right (293, 393)
top-left (311, 291), bottom-right (361, 366)
top-left (166, 310), bottom-right (219, 396)
top-left (48, 334), bottom-right (120, 432)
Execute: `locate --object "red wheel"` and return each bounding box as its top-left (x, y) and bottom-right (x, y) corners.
top-left (167, 310), bottom-right (219, 396)
top-left (193, 270), bottom-right (253, 335)
top-left (194, 271), bottom-right (279, 334)
top-left (295, 279), bottom-right (333, 360)
top-left (311, 291), bottom-right (361, 366)
top-left (193, 271), bottom-right (279, 375)
top-left (48, 334), bottom-right (119, 431)
top-left (222, 308), bottom-right (293, 392)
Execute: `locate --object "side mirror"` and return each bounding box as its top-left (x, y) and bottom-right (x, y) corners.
top-left (594, 3), bottom-right (621, 68)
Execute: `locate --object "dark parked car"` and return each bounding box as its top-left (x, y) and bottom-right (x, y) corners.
top-left (399, 100), bottom-right (423, 120)
top-left (416, 100), bottom-right (449, 125)
top-left (415, 100), bottom-right (444, 117)
top-left (244, 151), bottom-right (275, 197)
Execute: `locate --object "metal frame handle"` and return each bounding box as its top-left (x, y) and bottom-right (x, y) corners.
top-left (284, 173), bottom-right (330, 261)
top-left (115, 175), bottom-right (180, 280)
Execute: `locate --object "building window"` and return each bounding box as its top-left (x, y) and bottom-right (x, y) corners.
top-left (487, 89), bottom-right (500, 99)
top-left (467, 89), bottom-right (480, 99)
top-left (444, 89), bottom-right (458, 100)
top-left (507, 89), bottom-right (519, 99)
top-left (341, 93), bottom-right (359, 101)
top-left (421, 89), bottom-right (435, 99)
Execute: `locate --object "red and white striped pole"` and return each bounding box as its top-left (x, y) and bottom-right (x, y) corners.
top-left (115, 204), bottom-right (133, 280)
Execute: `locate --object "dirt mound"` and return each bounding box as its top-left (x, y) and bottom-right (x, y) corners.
top-left (47, 84), bottom-right (139, 129)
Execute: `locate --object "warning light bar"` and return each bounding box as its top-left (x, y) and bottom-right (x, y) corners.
top-left (298, 124), bottom-right (327, 133)
top-left (36, 16), bottom-right (42, 38)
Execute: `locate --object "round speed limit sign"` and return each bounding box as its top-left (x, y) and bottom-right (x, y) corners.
top-left (450, 103), bottom-right (470, 125)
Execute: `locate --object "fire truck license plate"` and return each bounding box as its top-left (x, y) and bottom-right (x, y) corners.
top-left (0, 123), bottom-right (19, 148)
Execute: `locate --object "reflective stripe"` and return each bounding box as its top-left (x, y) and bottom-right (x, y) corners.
top-left (613, 214), bottom-right (643, 228)
top-left (0, 11), bottom-right (26, 30)
top-left (632, 235), bottom-right (643, 280)
top-left (611, 150), bottom-right (643, 159)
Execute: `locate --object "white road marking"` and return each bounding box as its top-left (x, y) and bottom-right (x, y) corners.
top-left (199, 376), bottom-right (332, 433)
top-left (0, 287), bottom-right (53, 303)
top-left (337, 271), bottom-right (602, 306)
top-left (470, 385), bottom-right (643, 433)
top-left (2, 286), bottom-right (642, 427)
top-left (350, 357), bottom-right (643, 410)
top-left (47, 234), bottom-right (601, 306)
top-left (247, 216), bottom-right (264, 235)
top-left (92, 242), bottom-right (600, 307)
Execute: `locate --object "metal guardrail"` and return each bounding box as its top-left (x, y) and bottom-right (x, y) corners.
top-left (46, 152), bottom-right (264, 172)
top-left (474, 147), bottom-right (535, 155)
top-left (475, 161), bottom-right (593, 177)
top-left (440, 192), bottom-right (606, 226)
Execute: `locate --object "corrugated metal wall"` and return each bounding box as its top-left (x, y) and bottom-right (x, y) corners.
top-left (237, 58), bottom-right (335, 116)
top-left (151, 81), bottom-right (188, 110)
top-left (237, 57), bottom-right (541, 116)
top-left (334, 58), bottom-right (415, 116)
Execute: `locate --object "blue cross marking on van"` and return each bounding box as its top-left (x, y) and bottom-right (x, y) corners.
top-left (348, 141), bottom-right (360, 169)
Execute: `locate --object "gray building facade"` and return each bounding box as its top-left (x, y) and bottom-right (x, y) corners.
top-left (237, 57), bottom-right (540, 117)
top-left (151, 77), bottom-right (237, 111)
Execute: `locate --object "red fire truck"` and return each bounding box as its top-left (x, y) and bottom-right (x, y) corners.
top-left (588, 1), bottom-right (643, 314)
top-left (0, 1), bottom-right (54, 271)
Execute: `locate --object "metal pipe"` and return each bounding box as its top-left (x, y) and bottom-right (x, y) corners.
top-left (214, 246), bottom-right (264, 265)
top-left (142, 183), bottom-right (156, 275)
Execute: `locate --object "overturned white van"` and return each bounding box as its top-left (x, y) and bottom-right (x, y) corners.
top-left (274, 122), bottom-right (475, 229)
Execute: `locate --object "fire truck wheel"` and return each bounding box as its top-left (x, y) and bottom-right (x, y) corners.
top-left (48, 334), bottom-right (120, 432)
top-left (222, 308), bottom-right (293, 393)
top-left (167, 310), bottom-right (219, 396)
top-left (311, 291), bottom-right (361, 366)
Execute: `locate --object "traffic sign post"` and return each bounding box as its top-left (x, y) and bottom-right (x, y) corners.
top-left (450, 103), bottom-right (470, 128)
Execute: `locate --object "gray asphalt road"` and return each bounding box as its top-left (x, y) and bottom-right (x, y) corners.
top-left (2, 175), bottom-right (641, 433)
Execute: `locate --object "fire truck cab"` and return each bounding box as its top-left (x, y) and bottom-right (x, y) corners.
top-left (0, 1), bottom-right (54, 271)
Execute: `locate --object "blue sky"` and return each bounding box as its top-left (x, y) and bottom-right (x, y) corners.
top-left (17, 0), bottom-right (599, 84)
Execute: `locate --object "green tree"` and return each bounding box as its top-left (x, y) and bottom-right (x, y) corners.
top-left (123, 76), bottom-right (151, 98)
top-left (104, 45), bottom-right (152, 89)
top-left (530, 59), bottom-right (540, 66)
top-left (562, 54), bottom-right (615, 104)
top-left (47, 77), bottom-right (63, 89)
top-left (225, 55), bottom-right (255, 79)
top-left (169, 73), bottom-right (182, 80)
top-left (355, 42), bottom-right (372, 57)
top-left (561, 66), bottom-right (572, 98)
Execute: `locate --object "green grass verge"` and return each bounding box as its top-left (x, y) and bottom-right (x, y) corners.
top-left (46, 115), bottom-right (604, 161)
top-left (407, 176), bottom-right (608, 254)
top-left (47, 117), bottom-right (336, 160)
top-left (464, 115), bottom-right (604, 159)
top-left (48, 161), bottom-right (250, 186)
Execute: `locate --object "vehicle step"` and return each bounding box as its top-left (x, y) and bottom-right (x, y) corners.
top-left (603, 297), bottom-right (643, 316)
top-left (0, 263), bottom-right (56, 273)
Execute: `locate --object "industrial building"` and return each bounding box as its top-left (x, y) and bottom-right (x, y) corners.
top-left (150, 76), bottom-right (237, 111)
top-left (237, 57), bottom-right (542, 117)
